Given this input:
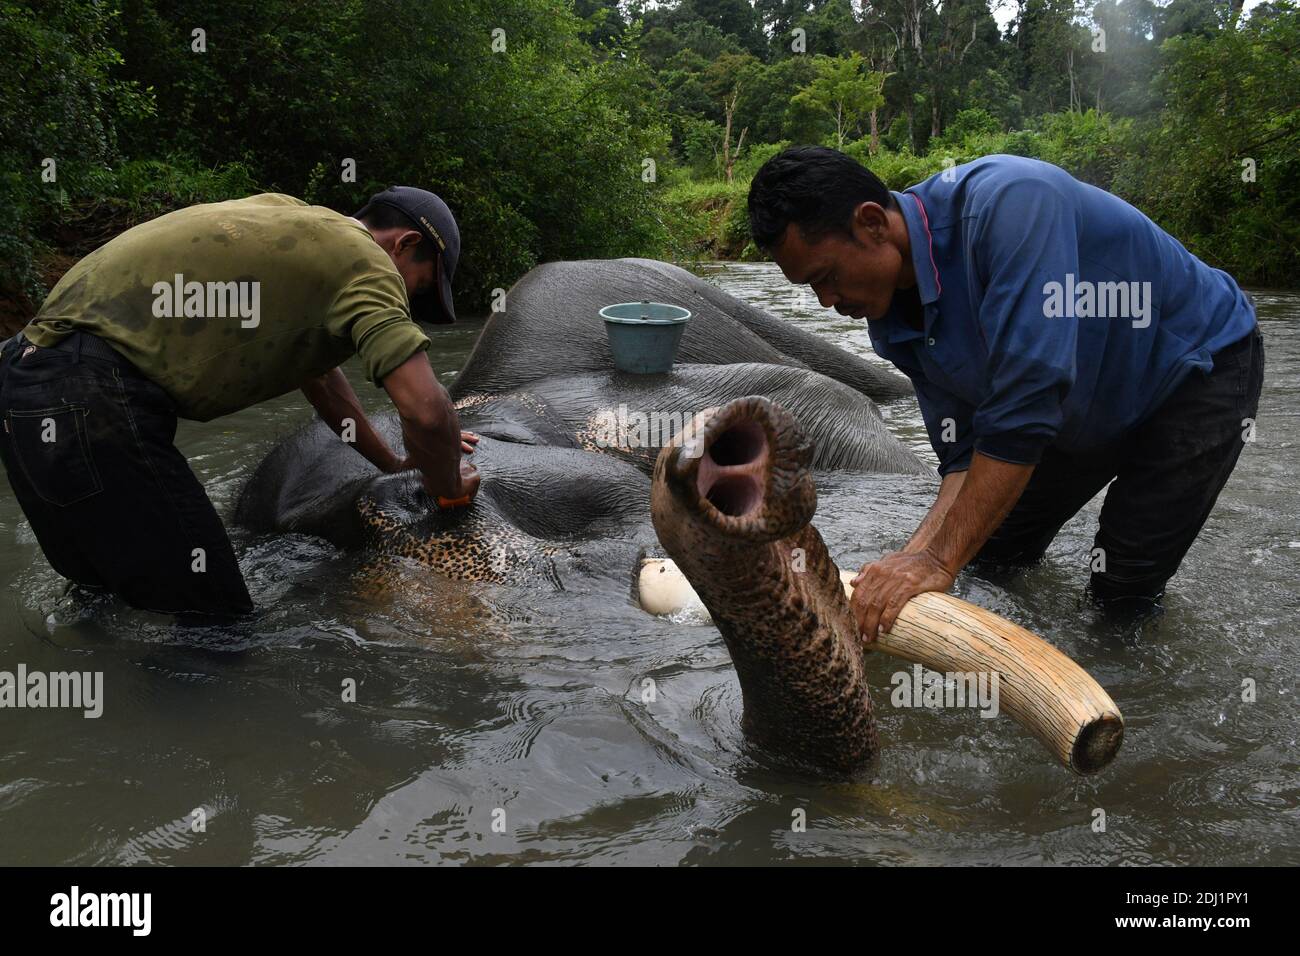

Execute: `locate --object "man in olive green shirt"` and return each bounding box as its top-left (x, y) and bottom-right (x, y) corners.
top-left (0, 186), bottom-right (479, 617)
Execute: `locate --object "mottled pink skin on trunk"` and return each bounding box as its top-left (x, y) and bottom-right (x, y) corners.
top-left (651, 397), bottom-right (878, 775)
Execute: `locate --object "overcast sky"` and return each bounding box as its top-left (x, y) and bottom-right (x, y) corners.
top-left (973, 0), bottom-right (1262, 33)
top-left (641, 1), bottom-right (1269, 36)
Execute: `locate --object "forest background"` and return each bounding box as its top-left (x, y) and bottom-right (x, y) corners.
top-left (2, 0), bottom-right (1296, 331)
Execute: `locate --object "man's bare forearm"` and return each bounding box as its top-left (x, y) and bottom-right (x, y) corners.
top-left (923, 452), bottom-right (1035, 573)
top-left (301, 367), bottom-right (401, 472)
top-left (850, 452), bottom-right (1035, 640)
top-left (399, 411), bottom-right (462, 497)
top-left (381, 351), bottom-right (465, 499)
top-left (904, 468), bottom-right (968, 554)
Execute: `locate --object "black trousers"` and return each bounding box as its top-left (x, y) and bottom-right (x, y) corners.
top-left (0, 331), bottom-right (253, 616)
top-left (974, 325), bottom-right (1266, 605)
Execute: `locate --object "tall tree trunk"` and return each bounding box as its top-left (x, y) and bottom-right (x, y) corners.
top-left (1068, 48), bottom-right (1078, 113)
top-left (726, 127), bottom-right (747, 184)
top-left (721, 104), bottom-right (732, 181)
top-left (721, 90), bottom-right (740, 181)
top-left (869, 107), bottom-right (879, 155)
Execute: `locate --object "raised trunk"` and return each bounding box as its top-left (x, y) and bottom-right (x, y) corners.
top-left (651, 398), bottom-right (1125, 777)
top-left (651, 399), bottom-right (876, 774)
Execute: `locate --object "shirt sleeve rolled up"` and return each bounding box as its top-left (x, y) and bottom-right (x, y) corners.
top-left (329, 271), bottom-right (432, 386)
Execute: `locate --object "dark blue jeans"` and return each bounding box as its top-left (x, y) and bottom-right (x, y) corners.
top-left (0, 331), bottom-right (253, 616)
top-left (974, 325), bottom-right (1266, 607)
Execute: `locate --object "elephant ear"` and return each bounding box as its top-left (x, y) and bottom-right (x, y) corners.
top-left (234, 416), bottom-right (389, 547)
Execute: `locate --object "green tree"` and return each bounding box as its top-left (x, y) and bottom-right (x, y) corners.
top-left (1114, 1), bottom-right (1300, 282)
top-left (702, 53), bottom-right (763, 181)
top-left (107, 0), bottom-right (672, 304)
top-left (792, 53), bottom-right (888, 148)
top-left (0, 0), bottom-right (152, 304)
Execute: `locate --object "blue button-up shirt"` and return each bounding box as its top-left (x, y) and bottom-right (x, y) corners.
top-left (868, 155), bottom-right (1257, 475)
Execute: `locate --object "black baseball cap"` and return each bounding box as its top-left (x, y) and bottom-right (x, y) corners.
top-left (355, 185), bottom-right (460, 324)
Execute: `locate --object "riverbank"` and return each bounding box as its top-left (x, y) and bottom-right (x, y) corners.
top-left (661, 111), bottom-right (1298, 284)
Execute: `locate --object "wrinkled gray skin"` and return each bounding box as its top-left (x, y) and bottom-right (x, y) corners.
top-left (452, 258), bottom-right (913, 403)
top-left (236, 358), bottom-right (923, 587)
top-left (459, 362), bottom-right (923, 476)
top-left (237, 259), bottom-right (927, 774)
top-left (236, 414), bottom-right (656, 591)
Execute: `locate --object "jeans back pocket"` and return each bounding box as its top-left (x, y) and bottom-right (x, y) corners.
top-left (6, 404), bottom-right (103, 507)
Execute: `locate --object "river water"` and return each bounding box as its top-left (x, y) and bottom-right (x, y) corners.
top-left (0, 263), bottom-right (1295, 865)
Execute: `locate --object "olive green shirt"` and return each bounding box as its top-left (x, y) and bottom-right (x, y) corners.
top-left (24, 193), bottom-right (431, 421)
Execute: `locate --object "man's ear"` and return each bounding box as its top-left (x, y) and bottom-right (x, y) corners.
top-left (853, 202), bottom-right (890, 244)
top-left (395, 229), bottom-right (423, 257)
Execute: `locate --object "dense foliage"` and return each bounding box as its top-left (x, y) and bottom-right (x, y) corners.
top-left (2, 0), bottom-right (1297, 326)
top-left (644, 0), bottom-right (1298, 283)
top-left (1, 0), bottom-right (669, 318)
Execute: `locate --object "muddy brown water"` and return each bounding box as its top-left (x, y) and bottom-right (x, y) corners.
top-left (0, 263), bottom-right (1295, 865)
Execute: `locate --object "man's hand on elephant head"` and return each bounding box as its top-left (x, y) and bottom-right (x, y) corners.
top-left (850, 549), bottom-right (955, 642)
top-left (395, 433), bottom-right (476, 474)
top-left (432, 460), bottom-right (481, 507)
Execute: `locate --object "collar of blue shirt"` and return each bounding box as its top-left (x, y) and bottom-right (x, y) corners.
top-left (874, 190), bottom-right (944, 345)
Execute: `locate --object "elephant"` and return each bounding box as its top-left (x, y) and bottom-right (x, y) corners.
top-left (235, 258), bottom-right (928, 775)
top-left (450, 258), bottom-right (913, 404)
top-left (235, 261), bottom-right (1127, 779)
top-left (237, 257), bottom-right (924, 569)
top-left (235, 357), bottom-right (924, 591)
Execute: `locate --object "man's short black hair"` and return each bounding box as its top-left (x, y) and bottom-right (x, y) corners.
top-left (356, 202), bottom-right (437, 261)
top-left (747, 145), bottom-right (893, 252)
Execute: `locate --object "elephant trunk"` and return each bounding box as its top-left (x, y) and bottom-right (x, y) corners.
top-left (651, 397), bottom-right (1125, 778)
top-left (651, 397), bottom-right (878, 775)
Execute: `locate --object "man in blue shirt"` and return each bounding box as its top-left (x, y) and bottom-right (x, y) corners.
top-left (747, 147), bottom-right (1263, 638)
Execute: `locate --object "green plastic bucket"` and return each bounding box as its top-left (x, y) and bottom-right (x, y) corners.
top-left (599, 301), bottom-right (691, 374)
